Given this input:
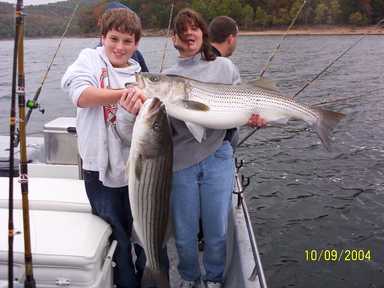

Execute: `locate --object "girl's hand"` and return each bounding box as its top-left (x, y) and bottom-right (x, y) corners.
top-left (247, 114), bottom-right (267, 128)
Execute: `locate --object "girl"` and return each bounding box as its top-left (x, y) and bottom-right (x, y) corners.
top-left (164, 8), bottom-right (264, 288)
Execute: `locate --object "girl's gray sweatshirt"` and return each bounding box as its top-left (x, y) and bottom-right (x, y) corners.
top-left (163, 54), bottom-right (240, 171)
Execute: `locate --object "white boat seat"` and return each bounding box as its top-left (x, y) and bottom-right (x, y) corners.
top-left (0, 177), bottom-right (91, 213)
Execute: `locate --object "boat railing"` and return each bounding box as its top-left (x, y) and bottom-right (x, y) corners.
top-left (233, 158), bottom-right (268, 288)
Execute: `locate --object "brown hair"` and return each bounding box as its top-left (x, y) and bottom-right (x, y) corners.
top-left (173, 8), bottom-right (216, 61)
top-left (100, 8), bottom-right (142, 42)
top-left (209, 16), bottom-right (238, 43)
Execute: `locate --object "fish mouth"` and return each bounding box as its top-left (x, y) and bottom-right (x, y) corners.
top-left (148, 97), bottom-right (161, 110)
top-left (146, 97), bottom-right (163, 116)
top-left (144, 97), bottom-right (167, 125)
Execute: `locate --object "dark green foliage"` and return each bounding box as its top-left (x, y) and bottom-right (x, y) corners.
top-left (349, 11), bottom-right (369, 25)
top-left (0, 0), bottom-right (98, 39)
top-left (371, 0), bottom-right (384, 23)
top-left (0, 0), bottom-right (383, 39)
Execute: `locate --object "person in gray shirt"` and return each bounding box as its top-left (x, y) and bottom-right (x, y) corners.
top-left (209, 15), bottom-right (238, 58)
top-left (164, 8), bottom-right (264, 288)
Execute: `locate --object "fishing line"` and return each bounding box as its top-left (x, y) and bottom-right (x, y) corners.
top-left (159, 0), bottom-right (175, 73)
top-left (238, 17), bottom-right (384, 148)
top-left (14, 0), bottom-right (81, 146)
top-left (259, 0), bottom-right (307, 78)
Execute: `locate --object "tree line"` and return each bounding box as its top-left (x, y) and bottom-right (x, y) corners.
top-left (88, 0), bottom-right (384, 30)
top-left (0, 0), bottom-right (383, 39)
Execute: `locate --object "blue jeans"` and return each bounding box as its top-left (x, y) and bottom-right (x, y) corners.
top-left (83, 170), bottom-right (145, 288)
top-left (171, 142), bottom-right (235, 283)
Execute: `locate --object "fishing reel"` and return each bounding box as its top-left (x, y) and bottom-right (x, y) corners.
top-left (26, 99), bottom-right (45, 114)
top-left (234, 158), bottom-right (250, 188)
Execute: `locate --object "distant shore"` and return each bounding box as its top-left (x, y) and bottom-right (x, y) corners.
top-left (239, 25), bottom-right (384, 36)
top-left (0, 25), bottom-right (382, 41)
top-left (143, 25), bottom-right (384, 37)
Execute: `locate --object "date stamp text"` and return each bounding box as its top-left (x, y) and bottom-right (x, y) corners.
top-left (304, 249), bottom-right (372, 262)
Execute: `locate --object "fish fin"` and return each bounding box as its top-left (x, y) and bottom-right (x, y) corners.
top-left (180, 100), bottom-right (210, 111)
top-left (135, 155), bottom-right (143, 179)
top-left (141, 267), bottom-right (170, 288)
top-left (246, 78), bottom-right (280, 92)
top-left (311, 107), bottom-right (345, 151)
top-left (185, 121), bottom-right (206, 143)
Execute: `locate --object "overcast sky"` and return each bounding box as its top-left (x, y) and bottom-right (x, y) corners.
top-left (1, 0), bottom-right (64, 5)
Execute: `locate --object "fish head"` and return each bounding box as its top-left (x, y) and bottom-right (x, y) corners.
top-left (135, 97), bottom-right (172, 158)
top-left (132, 72), bottom-right (185, 103)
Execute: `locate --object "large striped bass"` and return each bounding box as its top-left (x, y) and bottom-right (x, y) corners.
top-left (127, 97), bottom-right (172, 288)
top-left (132, 73), bottom-right (345, 150)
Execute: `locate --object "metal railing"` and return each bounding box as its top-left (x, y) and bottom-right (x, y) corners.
top-left (233, 158), bottom-right (268, 288)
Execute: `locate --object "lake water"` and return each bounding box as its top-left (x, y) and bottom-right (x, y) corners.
top-left (0, 35), bottom-right (383, 288)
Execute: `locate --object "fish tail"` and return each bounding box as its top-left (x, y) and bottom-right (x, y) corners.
top-left (141, 266), bottom-right (170, 288)
top-left (311, 107), bottom-right (345, 151)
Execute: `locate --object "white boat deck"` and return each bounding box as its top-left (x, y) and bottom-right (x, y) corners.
top-left (0, 130), bottom-right (265, 288)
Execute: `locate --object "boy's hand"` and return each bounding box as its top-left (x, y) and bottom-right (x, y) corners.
top-left (120, 87), bottom-right (147, 115)
top-left (247, 114), bottom-right (267, 128)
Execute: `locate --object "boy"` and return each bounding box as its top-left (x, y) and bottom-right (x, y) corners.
top-left (62, 8), bottom-right (147, 288)
top-left (98, 1), bottom-right (149, 72)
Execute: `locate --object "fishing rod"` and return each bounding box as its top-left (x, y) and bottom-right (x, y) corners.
top-left (159, 0), bottom-right (175, 73)
top-left (7, 0), bottom-right (23, 286)
top-left (14, 0), bottom-right (36, 287)
top-left (14, 0), bottom-right (81, 146)
top-left (8, 7), bottom-right (81, 283)
top-left (259, 0), bottom-right (307, 78)
top-left (238, 89), bottom-right (382, 147)
top-left (312, 88), bottom-right (383, 107)
top-left (294, 18), bottom-right (384, 97)
top-left (237, 0), bottom-right (307, 147)
top-left (237, 17), bottom-right (384, 148)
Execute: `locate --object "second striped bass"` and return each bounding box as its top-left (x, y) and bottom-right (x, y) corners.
top-left (128, 97), bottom-right (172, 288)
top-left (132, 73), bottom-right (345, 150)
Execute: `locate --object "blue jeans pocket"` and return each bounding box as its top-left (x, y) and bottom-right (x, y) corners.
top-left (214, 142), bottom-right (233, 160)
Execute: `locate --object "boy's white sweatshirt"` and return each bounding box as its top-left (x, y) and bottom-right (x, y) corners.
top-left (61, 46), bottom-right (140, 187)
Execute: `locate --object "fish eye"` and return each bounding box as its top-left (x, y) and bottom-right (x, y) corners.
top-left (152, 121), bottom-right (160, 131)
top-left (149, 75), bottom-right (160, 82)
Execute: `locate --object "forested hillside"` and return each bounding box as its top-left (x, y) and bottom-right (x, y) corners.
top-left (0, 0), bottom-right (383, 39)
top-left (0, 0), bottom-right (98, 38)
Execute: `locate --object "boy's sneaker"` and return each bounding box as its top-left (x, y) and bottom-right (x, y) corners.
top-left (179, 279), bottom-right (202, 288)
top-left (204, 281), bottom-right (223, 288)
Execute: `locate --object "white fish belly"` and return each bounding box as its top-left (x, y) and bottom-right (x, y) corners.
top-left (166, 104), bottom-right (252, 129)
